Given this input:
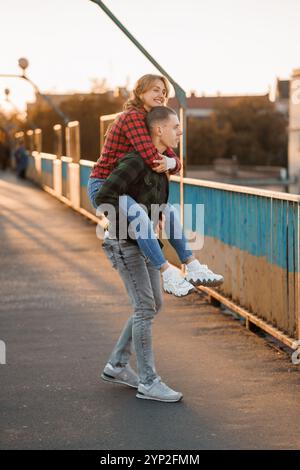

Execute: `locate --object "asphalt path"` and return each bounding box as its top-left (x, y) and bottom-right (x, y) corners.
top-left (1, 171), bottom-right (300, 450)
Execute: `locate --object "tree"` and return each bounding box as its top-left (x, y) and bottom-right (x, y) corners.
top-left (27, 92), bottom-right (126, 160)
top-left (187, 97), bottom-right (288, 167)
top-left (187, 114), bottom-right (232, 165)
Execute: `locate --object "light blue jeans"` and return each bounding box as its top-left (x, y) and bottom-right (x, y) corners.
top-left (87, 177), bottom-right (193, 269)
top-left (102, 238), bottom-right (161, 385)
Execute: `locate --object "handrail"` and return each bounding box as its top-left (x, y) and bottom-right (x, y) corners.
top-left (171, 175), bottom-right (300, 202)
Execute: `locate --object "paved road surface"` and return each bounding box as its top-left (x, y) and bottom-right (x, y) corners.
top-left (1, 171), bottom-right (300, 450)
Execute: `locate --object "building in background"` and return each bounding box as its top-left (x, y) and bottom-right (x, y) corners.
top-left (288, 68), bottom-right (300, 194)
top-left (168, 91), bottom-right (270, 119)
top-left (274, 78), bottom-right (290, 119)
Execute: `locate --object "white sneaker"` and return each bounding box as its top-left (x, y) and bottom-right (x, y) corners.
top-left (186, 260), bottom-right (224, 287)
top-left (101, 362), bottom-right (139, 388)
top-left (162, 267), bottom-right (195, 297)
top-left (136, 377), bottom-right (183, 403)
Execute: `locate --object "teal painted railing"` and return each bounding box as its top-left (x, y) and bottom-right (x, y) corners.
top-left (169, 180), bottom-right (299, 273)
top-left (169, 176), bottom-right (300, 339)
top-left (27, 152), bottom-right (300, 344)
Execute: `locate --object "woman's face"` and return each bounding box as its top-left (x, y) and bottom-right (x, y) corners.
top-left (140, 79), bottom-right (167, 111)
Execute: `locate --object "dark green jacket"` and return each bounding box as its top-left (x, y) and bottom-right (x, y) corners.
top-left (94, 151), bottom-right (169, 240)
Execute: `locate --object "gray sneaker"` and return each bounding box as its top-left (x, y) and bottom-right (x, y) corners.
top-left (136, 377), bottom-right (183, 403)
top-left (101, 363), bottom-right (139, 389)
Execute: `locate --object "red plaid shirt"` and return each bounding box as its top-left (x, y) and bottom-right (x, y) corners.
top-left (90, 107), bottom-right (181, 179)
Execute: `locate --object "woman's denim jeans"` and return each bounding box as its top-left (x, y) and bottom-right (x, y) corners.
top-left (102, 238), bottom-right (162, 385)
top-left (87, 177), bottom-right (193, 270)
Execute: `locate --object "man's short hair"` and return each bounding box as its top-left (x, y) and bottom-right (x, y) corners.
top-left (146, 106), bottom-right (177, 131)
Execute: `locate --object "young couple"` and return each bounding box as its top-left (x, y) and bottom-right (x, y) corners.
top-left (87, 74), bottom-right (224, 403)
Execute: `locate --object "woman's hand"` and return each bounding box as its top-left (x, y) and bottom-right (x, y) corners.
top-left (153, 154), bottom-right (168, 173)
top-left (153, 154), bottom-right (177, 173)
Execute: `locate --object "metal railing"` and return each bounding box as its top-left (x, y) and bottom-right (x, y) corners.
top-left (25, 146), bottom-right (300, 348)
top-left (168, 176), bottom-right (300, 344)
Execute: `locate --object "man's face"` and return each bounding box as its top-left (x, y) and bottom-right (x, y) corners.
top-left (158, 114), bottom-right (182, 149)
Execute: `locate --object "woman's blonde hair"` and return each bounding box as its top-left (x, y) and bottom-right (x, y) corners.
top-left (123, 74), bottom-right (170, 111)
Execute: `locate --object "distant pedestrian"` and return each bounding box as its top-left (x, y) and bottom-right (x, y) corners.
top-left (0, 141), bottom-right (10, 171)
top-left (14, 140), bottom-right (28, 179)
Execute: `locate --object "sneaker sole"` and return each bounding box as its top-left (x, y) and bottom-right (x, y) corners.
top-left (187, 278), bottom-right (224, 288)
top-left (101, 373), bottom-right (138, 389)
top-left (164, 287), bottom-right (195, 297)
top-left (136, 392), bottom-right (183, 403)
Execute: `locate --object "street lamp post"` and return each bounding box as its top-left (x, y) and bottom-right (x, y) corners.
top-left (3, 87), bottom-right (38, 129)
top-left (17, 58), bottom-right (70, 125)
top-left (0, 58), bottom-right (70, 125)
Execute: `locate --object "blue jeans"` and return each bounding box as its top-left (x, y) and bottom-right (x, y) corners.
top-left (87, 177), bottom-right (193, 269)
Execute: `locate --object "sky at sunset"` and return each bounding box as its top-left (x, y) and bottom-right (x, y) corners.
top-left (1, 0), bottom-right (300, 111)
